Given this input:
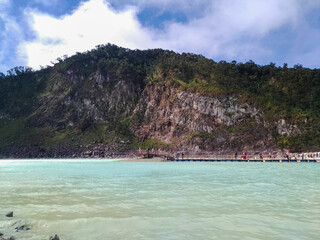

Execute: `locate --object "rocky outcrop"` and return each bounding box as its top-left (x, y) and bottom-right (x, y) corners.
top-left (5, 212), bottom-right (13, 217)
top-left (131, 84), bottom-right (274, 152)
top-left (0, 216), bottom-right (31, 240)
top-left (276, 119), bottom-right (301, 136)
top-left (1, 45), bottom-right (318, 155)
top-left (29, 69), bottom-right (143, 129)
top-left (0, 237), bottom-right (15, 240)
top-left (49, 234), bottom-right (60, 240)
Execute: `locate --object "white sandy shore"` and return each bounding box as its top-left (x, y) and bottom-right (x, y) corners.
top-left (117, 157), bottom-right (166, 162)
top-left (0, 157), bottom-right (166, 165)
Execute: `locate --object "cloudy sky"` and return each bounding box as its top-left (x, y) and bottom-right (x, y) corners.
top-left (0, 0), bottom-right (320, 72)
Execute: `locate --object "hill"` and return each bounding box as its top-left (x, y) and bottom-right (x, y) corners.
top-left (0, 44), bottom-right (319, 157)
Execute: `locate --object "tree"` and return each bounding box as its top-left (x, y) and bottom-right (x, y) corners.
top-left (293, 64), bottom-right (303, 69)
top-left (6, 66), bottom-right (32, 76)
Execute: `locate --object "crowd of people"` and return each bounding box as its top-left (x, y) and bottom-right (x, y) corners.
top-left (137, 148), bottom-right (319, 160)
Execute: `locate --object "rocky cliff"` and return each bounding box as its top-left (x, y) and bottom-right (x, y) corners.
top-left (130, 83), bottom-right (272, 152)
top-left (0, 44), bottom-right (319, 157)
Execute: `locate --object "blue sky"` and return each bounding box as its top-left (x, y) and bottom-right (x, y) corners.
top-left (1, 0), bottom-right (320, 72)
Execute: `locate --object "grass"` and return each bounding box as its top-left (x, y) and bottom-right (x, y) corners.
top-left (132, 138), bottom-right (171, 150)
top-left (174, 78), bottom-right (224, 95)
top-left (191, 132), bottom-right (216, 139)
top-left (0, 116), bottom-right (173, 153)
top-left (0, 118), bottom-right (52, 149)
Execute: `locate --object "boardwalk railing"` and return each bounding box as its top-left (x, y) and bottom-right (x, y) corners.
top-left (137, 150), bottom-right (320, 163)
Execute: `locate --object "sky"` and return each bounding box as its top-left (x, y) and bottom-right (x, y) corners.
top-left (0, 0), bottom-right (320, 72)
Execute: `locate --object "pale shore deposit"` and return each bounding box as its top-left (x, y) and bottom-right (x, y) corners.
top-left (117, 157), bottom-right (165, 162)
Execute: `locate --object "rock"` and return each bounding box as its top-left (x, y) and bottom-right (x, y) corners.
top-left (1, 237), bottom-right (15, 240)
top-left (11, 220), bottom-right (30, 232)
top-left (15, 225), bottom-right (24, 231)
top-left (15, 224), bottom-right (30, 232)
top-left (5, 212), bottom-right (13, 217)
top-left (0, 233), bottom-right (3, 237)
top-left (49, 234), bottom-right (60, 240)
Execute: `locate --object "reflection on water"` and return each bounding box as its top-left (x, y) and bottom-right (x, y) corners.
top-left (0, 160), bottom-right (319, 240)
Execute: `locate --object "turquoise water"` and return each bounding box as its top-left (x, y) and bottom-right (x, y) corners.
top-left (0, 160), bottom-right (319, 240)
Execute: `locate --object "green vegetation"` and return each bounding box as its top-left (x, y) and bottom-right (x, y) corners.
top-left (190, 132), bottom-right (216, 139)
top-left (0, 44), bottom-right (319, 153)
top-left (132, 139), bottom-right (171, 150)
top-left (0, 118), bottom-right (52, 152)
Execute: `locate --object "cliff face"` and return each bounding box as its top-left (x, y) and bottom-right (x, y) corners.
top-left (131, 83), bottom-right (273, 153)
top-left (0, 44), bottom-right (319, 157)
top-left (30, 68), bottom-right (143, 129)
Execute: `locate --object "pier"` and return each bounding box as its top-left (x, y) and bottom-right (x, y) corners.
top-left (166, 157), bottom-right (319, 163)
top-left (139, 151), bottom-right (320, 163)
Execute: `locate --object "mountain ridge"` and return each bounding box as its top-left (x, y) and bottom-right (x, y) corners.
top-left (0, 44), bottom-right (319, 158)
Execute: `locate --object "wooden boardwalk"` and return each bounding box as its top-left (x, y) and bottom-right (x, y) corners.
top-left (140, 152), bottom-right (319, 163)
top-left (141, 152), bottom-right (175, 160)
top-left (166, 158), bottom-right (319, 163)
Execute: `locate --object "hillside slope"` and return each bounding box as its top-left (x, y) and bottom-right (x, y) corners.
top-left (0, 44), bottom-right (319, 157)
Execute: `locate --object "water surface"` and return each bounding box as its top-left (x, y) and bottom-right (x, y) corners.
top-left (0, 160), bottom-right (319, 239)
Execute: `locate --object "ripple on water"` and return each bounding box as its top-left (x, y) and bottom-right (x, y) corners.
top-left (0, 160), bottom-right (319, 240)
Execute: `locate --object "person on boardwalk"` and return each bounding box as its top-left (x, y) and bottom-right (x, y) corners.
top-left (286, 153), bottom-right (290, 161)
top-left (235, 152), bottom-right (238, 159)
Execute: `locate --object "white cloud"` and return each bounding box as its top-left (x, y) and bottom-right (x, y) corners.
top-left (155, 0), bottom-right (303, 60)
top-left (155, 0), bottom-right (320, 66)
top-left (0, 0), bottom-right (9, 5)
top-left (0, 0), bottom-right (10, 13)
top-left (0, 0), bottom-right (26, 71)
top-left (18, 0), bottom-right (320, 69)
top-left (21, 0), bottom-right (156, 68)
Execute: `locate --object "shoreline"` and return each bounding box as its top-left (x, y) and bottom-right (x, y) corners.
top-left (0, 157), bottom-right (166, 163)
top-left (117, 157), bottom-right (165, 162)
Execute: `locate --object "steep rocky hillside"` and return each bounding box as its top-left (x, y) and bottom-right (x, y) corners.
top-left (0, 44), bottom-right (319, 157)
top-left (130, 83), bottom-right (271, 152)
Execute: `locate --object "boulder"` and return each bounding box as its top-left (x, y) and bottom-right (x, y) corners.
top-left (0, 237), bottom-right (15, 240)
top-left (5, 212), bottom-right (13, 217)
top-left (49, 234), bottom-right (60, 240)
top-left (15, 224), bottom-right (30, 232)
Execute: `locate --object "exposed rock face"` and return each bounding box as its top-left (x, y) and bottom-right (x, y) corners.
top-left (30, 69), bottom-right (143, 129)
top-left (1, 46), bottom-right (317, 156)
top-left (131, 84), bottom-right (274, 152)
top-left (27, 69), bottom-right (277, 153)
top-left (276, 119), bottom-right (301, 136)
